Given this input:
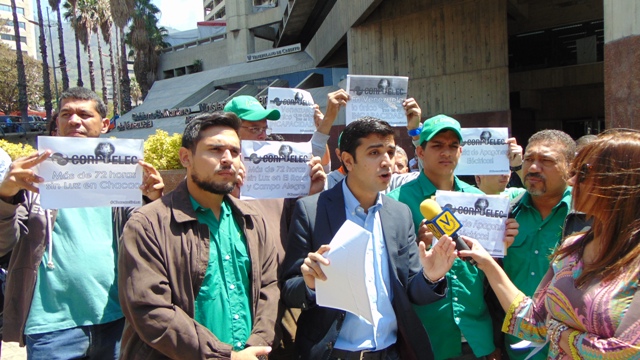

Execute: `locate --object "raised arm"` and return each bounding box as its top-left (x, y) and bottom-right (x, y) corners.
top-left (0, 151), bottom-right (50, 256)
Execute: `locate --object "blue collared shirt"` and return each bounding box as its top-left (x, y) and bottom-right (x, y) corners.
top-left (334, 181), bottom-right (397, 351)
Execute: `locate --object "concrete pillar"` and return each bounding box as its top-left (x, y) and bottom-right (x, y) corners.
top-left (604, 0), bottom-right (640, 129)
top-left (225, 0), bottom-right (255, 64)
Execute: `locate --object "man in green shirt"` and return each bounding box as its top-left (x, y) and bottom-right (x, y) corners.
top-left (118, 112), bottom-right (279, 360)
top-left (388, 114), bottom-right (502, 360)
top-left (501, 130), bottom-right (575, 360)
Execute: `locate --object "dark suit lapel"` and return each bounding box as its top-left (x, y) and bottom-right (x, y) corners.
top-left (322, 181), bottom-right (347, 238)
top-left (379, 199), bottom-right (399, 277)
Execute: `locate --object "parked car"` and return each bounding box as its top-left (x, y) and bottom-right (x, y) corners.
top-left (0, 115), bottom-right (21, 134)
top-left (27, 115), bottom-right (47, 132)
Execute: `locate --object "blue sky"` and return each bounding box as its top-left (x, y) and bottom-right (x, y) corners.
top-left (152, 0), bottom-right (204, 32)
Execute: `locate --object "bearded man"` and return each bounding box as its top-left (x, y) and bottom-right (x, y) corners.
top-left (117, 112), bottom-right (279, 360)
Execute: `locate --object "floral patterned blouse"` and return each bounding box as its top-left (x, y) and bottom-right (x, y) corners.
top-left (502, 234), bottom-right (640, 359)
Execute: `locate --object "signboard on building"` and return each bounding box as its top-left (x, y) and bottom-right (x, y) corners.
top-left (246, 43), bottom-right (302, 62)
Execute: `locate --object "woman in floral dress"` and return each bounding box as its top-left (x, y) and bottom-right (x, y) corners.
top-left (460, 128), bottom-right (640, 359)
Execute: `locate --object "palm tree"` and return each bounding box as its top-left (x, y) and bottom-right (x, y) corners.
top-left (96, 0), bottom-right (114, 108)
top-left (109, 0), bottom-right (134, 112)
top-left (65, 0), bottom-right (97, 91)
top-left (48, 0), bottom-right (70, 90)
top-left (9, 0), bottom-right (28, 123)
top-left (64, 0), bottom-right (83, 87)
top-left (35, 0), bottom-right (53, 120)
top-left (126, 0), bottom-right (168, 100)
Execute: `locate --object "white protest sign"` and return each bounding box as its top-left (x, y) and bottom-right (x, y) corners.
top-left (36, 136), bottom-right (143, 209)
top-left (345, 75), bottom-right (408, 126)
top-left (240, 140), bottom-right (312, 199)
top-left (266, 87), bottom-right (316, 134)
top-left (456, 127), bottom-right (510, 175)
top-left (435, 190), bottom-right (510, 258)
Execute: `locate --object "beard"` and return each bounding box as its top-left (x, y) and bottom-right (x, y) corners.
top-left (191, 166), bottom-right (237, 195)
top-left (525, 173), bottom-right (547, 196)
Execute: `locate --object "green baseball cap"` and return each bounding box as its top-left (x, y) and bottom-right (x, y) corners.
top-left (419, 114), bottom-right (463, 144)
top-left (223, 95), bottom-right (281, 121)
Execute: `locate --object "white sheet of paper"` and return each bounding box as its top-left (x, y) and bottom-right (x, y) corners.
top-left (240, 140), bottom-right (312, 199)
top-left (435, 190), bottom-right (510, 257)
top-left (345, 75), bottom-right (408, 126)
top-left (315, 220), bottom-right (374, 324)
top-left (36, 136), bottom-right (143, 209)
top-left (456, 127), bottom-right (510, 175)
top-left (266, 87), bottom-right (316, 134)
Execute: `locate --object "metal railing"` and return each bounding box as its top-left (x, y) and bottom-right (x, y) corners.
top-left (0, 121), bottom-right (47, 137)
top-left (160, 34), bottom-right (227, 54)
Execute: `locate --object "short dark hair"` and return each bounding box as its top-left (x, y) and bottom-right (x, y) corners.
top-left (575, 134), bottom-right (597, 152)
top-left (339, 117), bottom-right (394, 169)
top-left (182, 112), bottom-right (242, 151)
top-left (527, 129), bottom-right (576, 166)
top-left (58, 87), bottom-right (107, 118)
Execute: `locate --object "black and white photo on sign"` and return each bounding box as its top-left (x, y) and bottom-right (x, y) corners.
top-left (435, 190), bottom-right (510, 258)
top-left (456, 127), bottom-right (510, 176)
top-left (345, 75), bottom-right (409, 126)
top-left (240, 140), bottom-right (312, 199)
top-left (36, 136), bottom-right (144, 209)
top-left (266, 87), bottom-right (316, 134)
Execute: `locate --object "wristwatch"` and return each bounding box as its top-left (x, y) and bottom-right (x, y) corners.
top-left (510, 164), bottom-right (522, 171)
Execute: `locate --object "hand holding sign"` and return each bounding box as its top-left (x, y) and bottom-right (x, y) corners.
top-left (0, 150), bottom-right (50, 201)
top-left (138, 160), bottom-right (164, 201)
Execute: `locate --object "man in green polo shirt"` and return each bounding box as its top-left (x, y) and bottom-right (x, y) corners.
top-left (501, 130), bottom-right (575, 360)
top-left (118, 112), bottom-right (279, 359)
top-left (387, 114), bottom-right (500, 360)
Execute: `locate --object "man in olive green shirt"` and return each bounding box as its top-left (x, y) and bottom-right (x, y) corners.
top-left (502, 130), bottom-right (575, 360)
top-left (388, 114), bottom-right (498, 360)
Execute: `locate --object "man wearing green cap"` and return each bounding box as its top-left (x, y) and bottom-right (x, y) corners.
top-left (387, 115), bottom-right (501, 360)
top-left (224, 96), bottom-right (281, 141)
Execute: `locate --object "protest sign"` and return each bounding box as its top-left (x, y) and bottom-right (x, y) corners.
top-left (456, 127), bottom-right (510, 175)
top-left (36, 136), bottom-right (143, 209)
top-left (345, 75), bottom-right (408, 126)
top-left (435, 190), bottom-right (510, 258)
top-left (266, 87), bottom-right (316, 134)
top-left (241, 140), bottom-right (312, 199)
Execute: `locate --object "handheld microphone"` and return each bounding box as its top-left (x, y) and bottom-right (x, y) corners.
top-left (419, 199), bottom-right (475, 264)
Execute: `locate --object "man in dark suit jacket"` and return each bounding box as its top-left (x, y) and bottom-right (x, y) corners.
top-left (281, 117), bottom-right (458, 360)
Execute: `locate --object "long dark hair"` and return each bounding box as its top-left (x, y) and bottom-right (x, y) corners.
top-left (555, 129), bottom-right (640, 286)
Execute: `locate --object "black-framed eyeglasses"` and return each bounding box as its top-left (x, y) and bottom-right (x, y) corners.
top-left (241, 126), bottom-right (271, 135)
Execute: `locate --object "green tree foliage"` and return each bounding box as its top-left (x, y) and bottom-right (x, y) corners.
top-left (125, 0), bottom-right (169, 100)
top-left (143, 129), bottom-right (182, 170)
top-left (0, 43), bottom-right (49, 115)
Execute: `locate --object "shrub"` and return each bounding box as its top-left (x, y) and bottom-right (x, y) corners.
top-left (144, 129), bottom-right (183, 170)
top-left (0, 139), bottom-right (36, 160)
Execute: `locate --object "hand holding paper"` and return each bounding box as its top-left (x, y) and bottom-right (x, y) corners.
top-left (300, 244), bottom-right (330, 290)
top-left (315, 220), bottom-right (374, 324)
